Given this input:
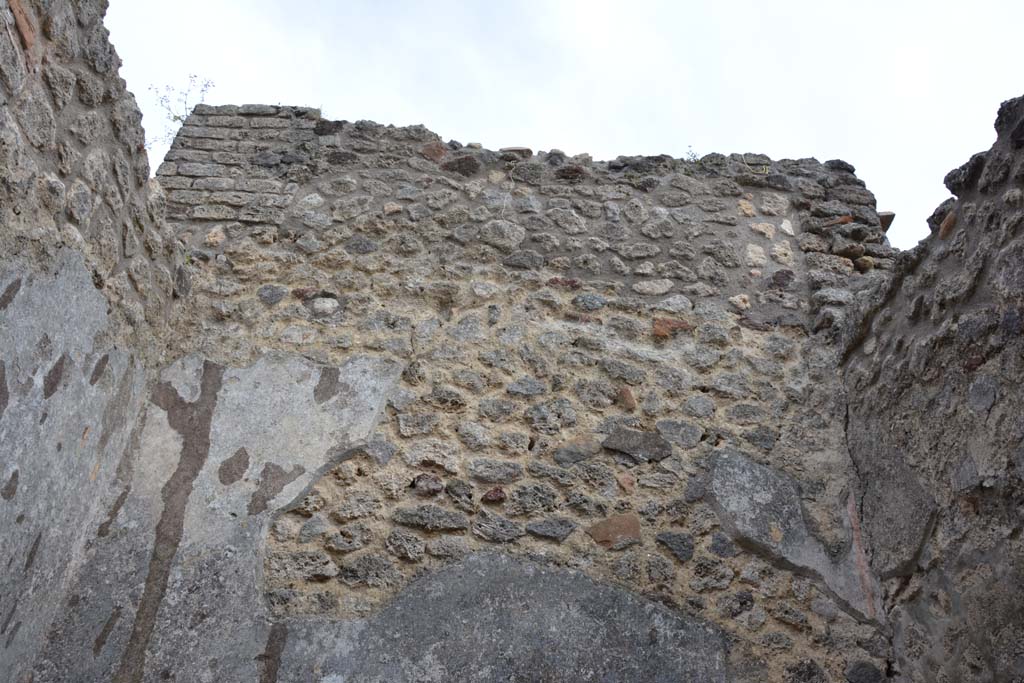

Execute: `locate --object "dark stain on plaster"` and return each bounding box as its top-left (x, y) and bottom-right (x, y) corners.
top-left (248, 463), bottom-right (305, 516)
top-left (98, 362), bottom-right (136, 453)
top-left (4, 620), bottom-right (20, 649)
top-left (256, 622), bottom-right (288, 683)
top-left (113, 398), bottom-right (151, 493)
top-left (218, 447), bottom-right (250, 486)
top-left (90, 353), bottom-right (109, 385)
top-left (1, 598), bottom-right (16, 634)
top-left (0, 278), bottom-right (21, 310)
top-left (313, 366), bottom-right (340, 404)
top-left (97, 487), bottom-right (130, 538)
top-left (24, 531), bottom-right (41, 573)
top-left (114, 360), bottom-right (224, 683)
top-left (93, 605), bottom-right (122, 657)
top-left (1, 469), bottom-right (18, 500)
top-left (43, 353), bottom-right (68, 399)
top-left (0, 361), bottom-right (8, 420)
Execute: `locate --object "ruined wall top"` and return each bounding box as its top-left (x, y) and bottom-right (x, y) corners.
top-left (156, 103), bottom-right (899, 365)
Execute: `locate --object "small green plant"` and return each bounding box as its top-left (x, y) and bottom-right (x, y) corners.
top-left (146, 74), bottom-right (214, 149)
top-left (685, 145), bottom-right (699, 163)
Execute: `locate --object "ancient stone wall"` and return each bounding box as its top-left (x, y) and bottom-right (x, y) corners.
top-left (0, 0), bottom-right (178, 351)
top-left (0, 1), bottom-right (175, 680)
top-left (842, 96), bottom-right (1024, 682)
top-left (153, 104), bottom-right (899, 680)
top-left (2, 1), bottom-right (1022, 681)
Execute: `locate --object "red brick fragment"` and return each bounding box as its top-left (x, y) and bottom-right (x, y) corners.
top-left (481, 487), bottom-right (506, 504)
top-left (616, 386), bottom-right (636, 412)
top-left (587, 513), bottom-right (641, 550)
top-left (547, 277), bottom-right (581, 290)
top-left (821, 215), bottom-right (854, 227)
top-left (419, 142), bottom-right (448, 163)
top-left (10, 0), bottom-right (35, 52)
top-left (939, 210), bottom-right (957, 240)
top-left (652, 317), bottom-right (693, 339)
top-left (615, 472), bottom-right (636, 495)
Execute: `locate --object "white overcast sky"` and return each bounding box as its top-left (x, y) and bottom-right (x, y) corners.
top-left (107, 0), bottom-right (1023, 249)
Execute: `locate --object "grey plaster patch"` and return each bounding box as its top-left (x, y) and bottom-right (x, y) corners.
top-left (0, 252), bottom-right (144, 683)
top-left (707, 449), bottom-right (881, 622)
top-left (277, 553), bottom-right (730, 683)
top-left (847, 425), bottom-right (938, 580)
top-left (114, 360), bottom-right (225, 683)
top-left (33, 352), bottom-right (403, 682)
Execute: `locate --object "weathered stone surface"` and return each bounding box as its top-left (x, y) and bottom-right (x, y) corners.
top-left (526, 517), bottom-right (578, 542)
top-left (385, 528), bottom-right (426, 562)
top-left (330, 491), bottom-right (382, 521)
top-left (656, 531), bottom-right (695, 564)
top-left (506, 482), bottom-right (558, 516)
top-left (602, 427), bottom-right (674, 462)
top-left (479, 219), bottom-right (526, 252)
top-left (410, 472), bottom-right (443, 497)
top-left (277, 554), bottom-right (729, 682)
top-left (507, 375), bottom-right (547, 396)
top-left (393, 504), bottom-right (470, 531)
top-left (467, 458), bottom-right (524, 483)
top-left (553, 437), bottom-right (602, 466)
top-left (472, 510), bottom-right (525, 543)
top-left (844, 660), bottom-right (883, 683)
top-left (267, 550), bottom-right (338, 580)
top-left (338, 554), bottom-right (401, 587)
top-left (655, 419), bottom-right (704, 449)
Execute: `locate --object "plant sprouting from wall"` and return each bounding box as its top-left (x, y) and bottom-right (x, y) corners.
top-left (146, 74), bottom-right (214, 150)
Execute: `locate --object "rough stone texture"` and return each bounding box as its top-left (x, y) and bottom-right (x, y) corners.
top-left (276, 553), bottom-right (730, 682)
top-left (842, 96), bottom-right (1024, 683)
top-left (3, 2), bottom-right (1024, 681)
top-left (0, 2), bottom-right (177, 367)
